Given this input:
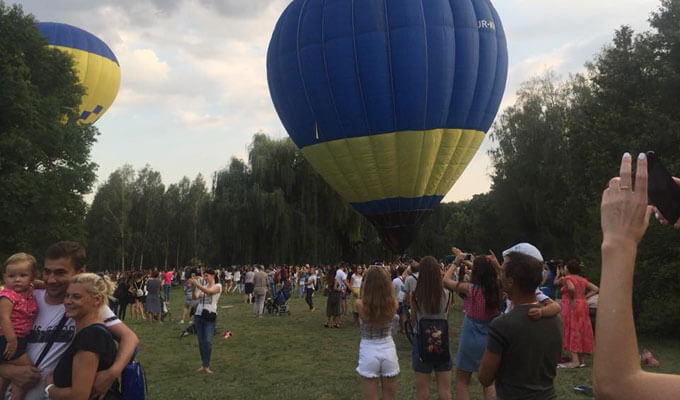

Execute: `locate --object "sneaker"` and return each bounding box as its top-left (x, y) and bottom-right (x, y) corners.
top-left (180, 320), bottom-right (184, 324)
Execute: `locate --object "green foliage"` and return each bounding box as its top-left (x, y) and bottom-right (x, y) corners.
top-left (0, 2), bottom-right (97, 262)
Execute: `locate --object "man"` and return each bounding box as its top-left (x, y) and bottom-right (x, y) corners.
top-left (478, 247), bottom-right (563, 400)
top-left (0, 241), bottom-right (139, 400)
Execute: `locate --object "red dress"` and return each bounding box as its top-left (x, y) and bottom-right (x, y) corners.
top-left (560, 275), bottom-right (594, 353)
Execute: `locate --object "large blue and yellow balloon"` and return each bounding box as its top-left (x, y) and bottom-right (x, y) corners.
top-left (37, 22), bottom-right (120, 124)
top-left (267, 0), bottom-right (508, 253)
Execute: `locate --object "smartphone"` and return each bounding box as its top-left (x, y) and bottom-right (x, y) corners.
top-left (647, 151), bottom-right (680, 225)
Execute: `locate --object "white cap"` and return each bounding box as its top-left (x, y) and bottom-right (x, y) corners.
top-left (502, 243), bottom-right (544, 262)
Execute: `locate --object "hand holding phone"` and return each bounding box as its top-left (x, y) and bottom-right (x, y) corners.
top-left (647, 151), bottom-right (680, 226)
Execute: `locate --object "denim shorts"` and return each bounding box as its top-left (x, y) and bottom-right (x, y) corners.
top-left (411, 334), bottom-right (453, 373)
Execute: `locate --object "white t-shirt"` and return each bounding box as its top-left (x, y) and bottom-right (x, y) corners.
top-left (351, 275), bottom-right (362, 289)
top-left (20, 290), bottom-right (120, 400)
top-left (392, 277), bottom-right (404, 299)
top-left (195, 284), bottom-right (222, 315)
top-left (335, 269), bottom-right (347, 290)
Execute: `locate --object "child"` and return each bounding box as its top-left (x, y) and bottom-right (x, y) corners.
top-left (0, 253), bottom-right (40, 400)
top-left (355, 266), bottom-right (399, 400)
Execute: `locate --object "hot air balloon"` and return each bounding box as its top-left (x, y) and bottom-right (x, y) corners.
top-left (37, 22), bottom-right (121, 124)
top-left (267, 0), bottom-right (508, 253)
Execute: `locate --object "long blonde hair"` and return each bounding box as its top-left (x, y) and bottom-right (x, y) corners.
top-left (359, 267), bottom-right (397, 325)
top-left (70, 273), bottom-right (115, 309)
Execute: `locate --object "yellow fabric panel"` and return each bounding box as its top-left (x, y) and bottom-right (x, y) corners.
top-left (301, 129), bottom-right (485, 203)
top-left (51, 45), bottom-right (121, 124)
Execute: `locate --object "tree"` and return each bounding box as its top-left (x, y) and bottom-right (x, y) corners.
top-left (0, 2), bottom-right (98, 262)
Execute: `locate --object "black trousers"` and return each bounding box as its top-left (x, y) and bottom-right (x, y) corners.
top-left (305, 288), bottom-right (314, 310)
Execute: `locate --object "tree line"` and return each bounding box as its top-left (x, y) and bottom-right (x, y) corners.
top-left (2, 1), bottom-right (680, 334)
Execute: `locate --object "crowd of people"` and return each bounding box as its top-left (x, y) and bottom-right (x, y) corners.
top-left (1, 153), bottom-right (679, 399)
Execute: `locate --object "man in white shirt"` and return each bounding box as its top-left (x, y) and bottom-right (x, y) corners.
top-left (0, 241), bottom-right (139, 400)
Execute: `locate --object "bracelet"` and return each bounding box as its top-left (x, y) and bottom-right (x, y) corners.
top-left (44, 383), bottom-right (55, 398)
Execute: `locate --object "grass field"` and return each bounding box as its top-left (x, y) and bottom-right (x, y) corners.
top-left (125, 287), bottom-right (680, 399)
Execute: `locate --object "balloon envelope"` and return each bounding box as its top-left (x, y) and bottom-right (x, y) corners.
top-left (37, 22), bottom-right (121, 124)
top-left (267, 0), bottom-right (508, 253)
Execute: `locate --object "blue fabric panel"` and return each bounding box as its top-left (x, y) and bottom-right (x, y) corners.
top-left (267, 1), bottom-right (316, 148)
top-left (93, 105), bottom-right (103, 114)
top-left (37, 22), bottom-right (118, 65)
top-left (388, 0), bottom-right (428, 131)
top-left (480, 3), bottom-right (508, 132)
top-left (446, 0), bottom-right (479, 129)
top-left (465, 0), bottom-right (498, 128)
top-left (80, 110), bottom-right (91, 120)
top-left (323, 0), bottom-right (369, 142)
top-left (351, 195), bottom-right (445, 216)
top-left (299, 0), bottom-right (342, 142)
top-left (423, 0), bottom-right (455, 129)
top-left (354, 0), bottom-right (396, 135)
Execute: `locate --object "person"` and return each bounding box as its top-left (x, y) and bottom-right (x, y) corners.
top-left (325, 266), bottom-right (342, 328)
top-left (443, 255), bottom-right (501, 400)
top-left (392, 266), bottom-right (406, 334)
top-left (0, 241), bottom-right (138, 400)
top-left (180, 269), bottom-right (197, 324)
top-left (594, 152), bottom-right (680, 399)
top-left (539, 260), bottom-right (558, 298)
top-left (304, 266), bottom-right (316, 312)
top-left (144, 270), bottom-right (162, 324)
top-left (232, 268), bottom-right (241, 294)
top-left (252, 266), bottom-right (268, 318)
top-left (298, 268), bottom-right (306, 298)
top-left (350, 266), bottom-right (364, 326)
top-left (410, 256), bottom-right (452, 400)
top-left (336, 265), bottom-right (350, 317)
top-left (554, 259), bottom-right (598, 368)
top-left (190, 269), bottom-right (221, 374)
top-left (131, 272), bottom-right (146, 320)
top-left (0, 253), bottom-right (40, 400)
top-left (112, 273), bottom-right (131, 321)
top-left (162, 269), bottom-right (173, 303)
top-left (355, 267), bottom-right (399, 400)
top-left (223, 268), bottom-right (233, 294)
top-left (45, 273), bottom-right (120, 400)
top-left (244, 266), bottom-right (255, 304)
top-left (478, 251), bottom-right (563, 399)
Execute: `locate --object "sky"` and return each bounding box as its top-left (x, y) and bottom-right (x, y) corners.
top-left (14, 0), bottom-right (662, 202)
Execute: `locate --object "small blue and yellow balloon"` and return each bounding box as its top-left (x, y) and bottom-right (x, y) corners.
top-left (37, 22), bottom-right (120, 124)
top-left (267, 0), bottom-right (508, 253)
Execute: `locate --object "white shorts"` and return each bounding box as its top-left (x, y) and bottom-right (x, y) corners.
top-left (356, 337), bottom-right (400, 378)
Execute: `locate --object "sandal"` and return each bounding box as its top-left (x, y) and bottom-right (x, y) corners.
top-left (333, 323), bottom-right (341, 328)
top-left (324, 322), bottom-right (330, 328)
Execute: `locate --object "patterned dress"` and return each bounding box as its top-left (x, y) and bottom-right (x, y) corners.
top-left (560, 275), bottom-right (594, 353)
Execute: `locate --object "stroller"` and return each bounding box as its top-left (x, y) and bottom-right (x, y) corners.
top-left (266, 283), bottom-right (291, 316)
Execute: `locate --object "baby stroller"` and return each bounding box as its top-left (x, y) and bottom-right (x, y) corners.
top-left (266, 283), bottom-right (291, 316)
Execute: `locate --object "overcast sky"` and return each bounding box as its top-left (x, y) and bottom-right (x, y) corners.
top-left (15, 0), bottom-right (661, 202)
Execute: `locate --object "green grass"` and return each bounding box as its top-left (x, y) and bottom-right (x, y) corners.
top-left (125, 287), bottom-right (679, 399)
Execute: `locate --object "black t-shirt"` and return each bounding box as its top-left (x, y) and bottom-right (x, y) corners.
top-left (53, 323), bottom-right (117, 388)
top-left (487, 304), bottom-right (563, 400)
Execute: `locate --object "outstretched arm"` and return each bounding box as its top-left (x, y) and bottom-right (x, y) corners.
top-left (595, 153), bottom-right (680, 400)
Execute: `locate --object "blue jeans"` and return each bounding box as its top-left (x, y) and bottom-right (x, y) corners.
top-left (164, 285), bottom-right (171, 301)
top-left (194, 314), bottom-right (216, 367)
top-left (270, 283), bottom-right (277, 297)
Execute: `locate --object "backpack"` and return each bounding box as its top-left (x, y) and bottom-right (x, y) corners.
top-left (415, 292), bottom-right (451, 364)
top-left (121, 347), bottom-right (147, 400)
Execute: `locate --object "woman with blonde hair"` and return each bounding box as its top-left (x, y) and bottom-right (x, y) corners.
top-left (45, 273), bottom-right (121, 399)
top-left (355, 266), bottom-right (399, 400)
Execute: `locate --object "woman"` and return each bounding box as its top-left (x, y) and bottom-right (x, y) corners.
top-left (244, 266), bottom-right (255, 304)
top-left (411, 256), bottom-right (453, 400)
top-left (355, 267), bottom-right (399, 400)
top-left (325, 266), bottom-right (342, 328)
top-left (191, 269), bottom-right (222, 373)
top-left (595, 152), bottom-right (680, 398)
top-left (112, 272), bottom-right (132, 320)
top-left (540, 260), bottom-right (559, 298)
top-left (180, 269), bottom-right (197, 324)
top-left (443, 255), bottom-right (501, 400)
top-left (45, 273), bottom-right (119, 400)
top-left (144, 270), bottom-right (163, 323)
top-left (350, 266), bottom-right (364, 326)
top-left (305, 266), bottom-right (317, 312)
top-left (252, 266), bottom-right (268, 317)
top-left (555, 259), bottom-right (599, 368)
top-left (131, 272), bottom-right (146, 320)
